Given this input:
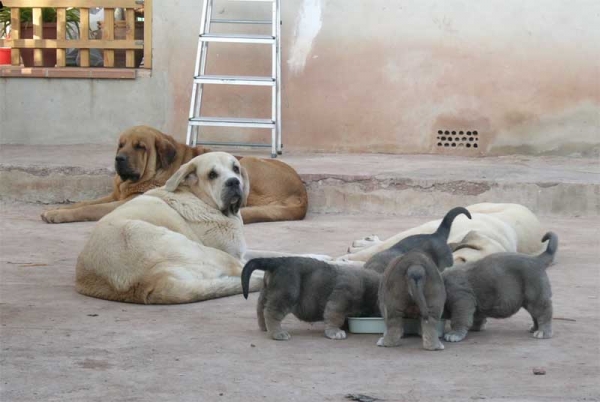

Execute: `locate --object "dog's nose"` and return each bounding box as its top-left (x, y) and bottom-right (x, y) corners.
top-left (115, 154), bottom-right (127, 163)
top-left (225, 177), bottom-right (240, 187)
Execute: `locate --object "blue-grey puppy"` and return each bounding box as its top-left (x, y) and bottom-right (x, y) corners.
top-left (364, 207), bottom-right (471, 273)
top-left (442, 232), bottom-right (558, 342)
top-left (241, 257), bottom-right (381, 341)
top-left (377, 251), bottom-right (446, 350)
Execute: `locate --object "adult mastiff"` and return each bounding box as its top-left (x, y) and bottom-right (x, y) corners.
top-left (76, 152), bottom-right (295, 304)
top-left (41, 125), bottom-right (308, 224)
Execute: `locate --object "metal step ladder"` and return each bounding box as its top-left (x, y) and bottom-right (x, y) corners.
top-left (186, 0), bottom-right (282, 158)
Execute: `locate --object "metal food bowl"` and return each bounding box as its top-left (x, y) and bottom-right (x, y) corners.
top-left (347, 317), bottom-right (446, 337)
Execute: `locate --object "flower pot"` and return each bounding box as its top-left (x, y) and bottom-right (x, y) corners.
top-left (19, 22), bottom-right (57, 67)
top-left (0, 48), bottom-right (11, 65)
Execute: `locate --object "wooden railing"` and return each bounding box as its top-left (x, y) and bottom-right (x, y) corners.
top-left (0, 0), bottom-right (152, 69)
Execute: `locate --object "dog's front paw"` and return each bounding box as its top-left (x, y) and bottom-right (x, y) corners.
top-left (532, 329), bottom-right (552, 339)
top-left (325, 328), bottom-right (347, 340)
top-left (347, 235), bottom-right (382, 254)
top-left (376, 337), bottom-right (385, 347)
top-left (352, 235), bottom-right (381, 249)
top-left (270, 331), bottom-right (291, 341)
top-left (302, 254), bottom-right (333, 262)
top-left (443, 330), bottom-right (467, 342)
top-left (41, 209), bottom-right (67, 224)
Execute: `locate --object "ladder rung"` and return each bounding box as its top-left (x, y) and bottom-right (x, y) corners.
top-left (199, 33), bottom-right (275, 44)
top-left (211, 19), bottom-right (271, 25)
top-left (189, 117), bottom-right (275, 129)
top-left (194, 75), bottom-right (275, 86)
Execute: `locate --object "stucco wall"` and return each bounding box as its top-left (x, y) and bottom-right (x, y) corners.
top-left (1, 0), bottom-right (599, 156)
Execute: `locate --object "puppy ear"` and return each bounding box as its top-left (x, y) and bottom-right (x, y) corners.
top-left (165, 161), bottom-right (197, 192)
top-left (156, 134), bottom-right (178, 170)
top-left (240, 166), bottom-right (250, 207)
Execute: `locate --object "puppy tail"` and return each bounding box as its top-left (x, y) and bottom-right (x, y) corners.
top-left (407, 265), bottom-right (429, 321)
top-left (241, 258), bottom-right (278, 299)
top-left (435, 207), bottom-right (472, 240)
top-left (538, 232), bottom-right (558, 266)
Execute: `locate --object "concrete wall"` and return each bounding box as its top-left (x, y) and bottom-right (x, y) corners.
top-left (1, 0), bottom-right (599, 156)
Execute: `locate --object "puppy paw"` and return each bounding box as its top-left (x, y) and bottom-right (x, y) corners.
top-left (270, 331), bottom-right (291, 341)
top-left (529, 325), bottom-right (538, 333)
top-left (423, 340), bottom-right (445, 351)
top-left (325, 328), bottom-right (347, 340)
top-left (532, 330), bottom-right (552, 339)
top-left (471, 320), bottom-right (487, 332)
top-left (376, 336), bottom-right (401, 347)
top-left (444, 331), bottom-right (467, 342)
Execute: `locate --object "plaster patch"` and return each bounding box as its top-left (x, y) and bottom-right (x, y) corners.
top-left (288, 0), bottom-right (324, 75)
top-left (489, 102), bottom-right (600, 156)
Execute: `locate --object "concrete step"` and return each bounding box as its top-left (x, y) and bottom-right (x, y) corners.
top-left (1, 145), bottom-right (598, 216)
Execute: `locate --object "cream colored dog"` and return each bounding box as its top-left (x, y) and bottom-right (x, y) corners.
top-left (76, 152), bottom-right (280, 304)
top-left (339, 203), bottom-right (546, 264)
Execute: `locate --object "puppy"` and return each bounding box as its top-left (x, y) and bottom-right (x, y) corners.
top-left (442, 232), bottom-right (558, 342)
top-left (364, 207), bottom-right (471, 273)
top-left (241, 257), bottom-right (381, 341)
top-left (377, 251), bottom-right (446, 350)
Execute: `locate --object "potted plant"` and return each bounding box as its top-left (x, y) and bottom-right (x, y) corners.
top-left (0, 7), bottom-right (79, 67)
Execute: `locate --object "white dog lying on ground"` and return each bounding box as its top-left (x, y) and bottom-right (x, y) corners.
top-left (338, 203), bottom-right (547, 264)
top-left (76, 152), bottom-right (321, 304)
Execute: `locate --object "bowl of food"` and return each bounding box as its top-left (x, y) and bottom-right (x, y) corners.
top-left (347, 317), bottom-right (446, 337)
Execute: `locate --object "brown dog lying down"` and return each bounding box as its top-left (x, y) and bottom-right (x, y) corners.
top-left (40, 125), bottom-right (308, 224)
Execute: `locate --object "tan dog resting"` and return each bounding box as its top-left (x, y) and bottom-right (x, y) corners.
top-left (41, 125), bottom-right (307, 225)
top-left (76, 152), bottom-right (318, 304)
top-left (339, 203), bottom-right (547, 264)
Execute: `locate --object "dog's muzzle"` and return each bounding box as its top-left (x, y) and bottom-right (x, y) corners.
top-left (115, 154), bottom-right (140, 182)
top-left (221, 177), bottom-right (243, 216)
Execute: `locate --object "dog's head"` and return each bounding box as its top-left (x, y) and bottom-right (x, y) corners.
top-left (113, 126), bottom-right (210, 183)
top-left (164, 152), bottom-right (250, 216)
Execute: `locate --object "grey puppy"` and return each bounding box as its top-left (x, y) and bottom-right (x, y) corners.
top-left (442, 232), bottom-right (558, 342)
top-left (364, 207), bottom-right (471, 273)
top-left (241, 257), bottom-right (381, 341)
top-left (377, 251), bottom-right (446, 350)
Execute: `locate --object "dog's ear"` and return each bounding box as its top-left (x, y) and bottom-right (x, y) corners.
top-left (165, 161), bottom-right (197, 192)
top-left (156, 134), bottom-right (178, 170)
top-left (450, 231), bottom-right (485, 252)
top-left (193, 145), bottom-right (212, 156)
top-left (240, 165), bottom-right (250, 207)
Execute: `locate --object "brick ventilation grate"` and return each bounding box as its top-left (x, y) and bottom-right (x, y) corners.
top-left (436, 130), bottom-right (479, 149)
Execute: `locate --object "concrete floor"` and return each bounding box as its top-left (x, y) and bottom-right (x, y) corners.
top-left (1, 203), bottom-right (599, 402)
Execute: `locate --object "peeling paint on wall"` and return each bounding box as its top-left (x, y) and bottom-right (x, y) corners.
top-left (288, 0), bottom-right (324, 75)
